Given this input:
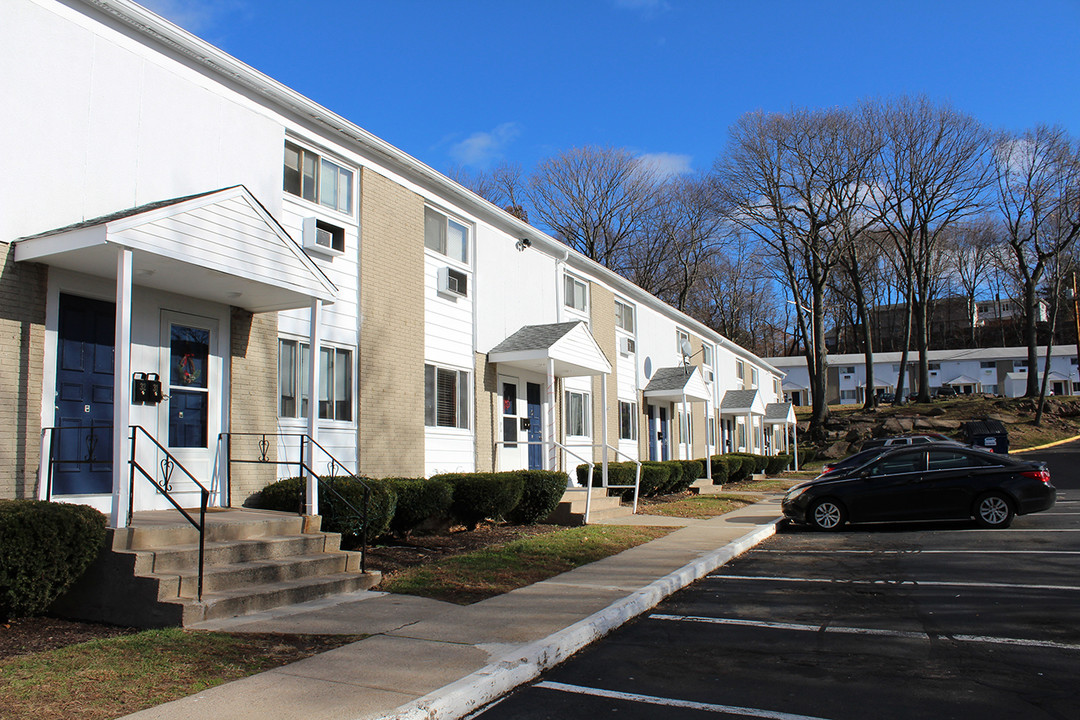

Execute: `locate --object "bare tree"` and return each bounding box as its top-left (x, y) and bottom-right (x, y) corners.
top-left (869, 96), bottom-right (991, 402)
top-left (526, 147), bottom-right (659, 271)
top-left (943, 217), bottom-right (997, 347)
top-left (715, 107), bottom-right (869, 442)
top-left (447, 162), bottom-right (529, 221)
top-left (992, 125), bottom-right (1080, 396)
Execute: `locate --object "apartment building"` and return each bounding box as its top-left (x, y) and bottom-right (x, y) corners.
top-left (0, 0), bottom-right (791, 530)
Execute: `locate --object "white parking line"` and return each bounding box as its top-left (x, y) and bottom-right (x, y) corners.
top-left (757, 549), bottom-right (1080, 555)
top-left (708, 574), bottom-right (1080, 592)
top-left (534, 681), bottom-right (835, 720)
top-left (649, 614), bottom-right (1080, 652)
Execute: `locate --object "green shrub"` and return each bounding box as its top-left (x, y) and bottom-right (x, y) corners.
top-left (432, 473), bottom-right (525, 530)
top-left (506, 470), bottom-right (570, 524)
top-left (699, 456), bottom-right (730, 485)
top-left (765, 454), bottom-right (792, 475)
top-left (799, 448), bottom-right (818, 464)
top-left (376, 478), bottom-right (453, 537)
top-left (672, 460), bottom-right (702, 492)
top-left (0, 500), bottom-right (107, 619)
top-left (639, 463), bottom-right (672, 497)
top-left (726, 455), bottom-right (755, 483)
top-left (253, 476), bottom-right (396, 548)
top-left (576, 462), bottom-right (637, 488)
top-left (658, 461), bottom-right (684, 493)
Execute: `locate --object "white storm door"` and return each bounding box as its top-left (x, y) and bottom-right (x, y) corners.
top-left (498, 374), bottom-right (527, 471)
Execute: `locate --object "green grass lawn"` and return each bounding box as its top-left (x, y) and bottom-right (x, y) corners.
top-left (382, 525), bottom-right (673, 604)
top-left (640, 494), bottom-right (755, 519)
top-left (0, 629), bottom-right (359, 720)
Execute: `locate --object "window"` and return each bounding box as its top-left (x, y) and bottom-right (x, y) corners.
top-left (425, 364), bottom-right (470, 429)
top-left (615, 299), bottom-right (635, 333)
top-left (565, 390), bottom-right (591, 436)
top-left (679, 411), bottom-right (693, 444)
top-left (774, 378), bottom-right (782, 396)
top-left (736, 359), bottom-right (745, 386)
top-left (564, 274), bottom-right (588, 312)
top-left (981, 361), bottom-right (996, 369)
top-left (701, 344), bottom-right (714, 382)
top-left (708, 416), bottom-right (716, 447)
top-left (929, 363), bottom-right (941, 371)
top-left (283, 141), bottom-right (353, 214)
top-left (840, 389), bottom-right (857, 401)
top-left (841, 366), bottom-right (856, 374)
top-left (424, 207), bottom-right (469, 263)
top-left (870, 450), bottom-right (925, 476)
top-left (302, 217), bottom-right (345, 254)
top-left (619, 401), bottom-right (637, 441)
top-left (677, 329), bottom-right (691, 355)
top-left (928, 449), bottom-right (993, 471)
top-left (751, 367), bottom-right (759, 388)
top-left (279, 340), bottom-right (352, 421)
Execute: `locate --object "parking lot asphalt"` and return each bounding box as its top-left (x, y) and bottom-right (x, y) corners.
top-left (474, 445), bottom-right (1080, 720)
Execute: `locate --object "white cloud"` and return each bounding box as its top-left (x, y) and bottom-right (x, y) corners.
top-left (138, 0), bottom-right (236, 34)
top-left (449, 123), bottom-right (522, 168)
top-left (637, 152), bottom-right (693, 177)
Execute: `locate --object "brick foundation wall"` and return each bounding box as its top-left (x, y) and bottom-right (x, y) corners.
top-left (0, 246), bottom-right (46, 499)
top-left (228, 307), bottom-right (278, 504)
top-left (474, 352), bottom-right (497, 473)
top-left (359, 169), bottom-right (425, 478)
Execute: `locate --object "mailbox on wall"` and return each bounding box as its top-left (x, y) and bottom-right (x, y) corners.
top-left (132, 373), bottom-right (164, 404)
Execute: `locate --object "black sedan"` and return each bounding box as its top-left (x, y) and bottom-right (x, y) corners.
top-left (783, 445), bottom-right (1056, 530)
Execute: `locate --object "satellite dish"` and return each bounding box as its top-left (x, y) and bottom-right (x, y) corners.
top-left (679, 338), bottom-right (693, 357)
top-left (644, 356), bottom-right (652, 379)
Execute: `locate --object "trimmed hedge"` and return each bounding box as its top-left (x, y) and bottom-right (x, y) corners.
top-left (698, 456), bottom-right (730, 485)
top-left (431, 472), bottom-right (525, 530)
top-left (726, 455), bottom-right (755, 483)
top-left (671, 460), bottom-right (702, 493)
top-left (0, 500), bottom-right (107, 619)
top-left (375, 477), bottom-right (453, 537)
top-left (575, 462), bottom-right (638, 488)
top-left (639, 462), bottom-right (672, 497)
top-left (506, 470), bottom-right (570, 524)
top-left (254, 476), bottom-right (396, 548)
top-left (765, 454), bottom-right (793, 475)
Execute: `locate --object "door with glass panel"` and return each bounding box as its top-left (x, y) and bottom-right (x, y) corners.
top-left (158, 312), bottom-right (220, 508)
top-left (498, 375), bottom-right (526, 471)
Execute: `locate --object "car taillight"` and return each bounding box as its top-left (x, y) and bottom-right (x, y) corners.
top-left (1021, 469), bottom-right (1051, 486)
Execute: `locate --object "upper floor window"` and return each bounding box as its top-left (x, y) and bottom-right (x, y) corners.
top-left (751, 367), bottom-right (759, 388)
top-left (615, 299), bottom-right (635, 333)
top-left (677, 329), bottom-right (691, 355)
top-left (841, 366), bottom-right (855, 374)
top-left (284, 141), bottom-right (353, 214)
top-left (981, 361), bottom-right (996, 369)
top-left (425, 207), bottom-right (469, 264)
top-left (736, 359), bottom-right (746, 388)
top-left (701, 344), bottom-right (714, 382)
top-left (564, 274), bottom-right (588, 313)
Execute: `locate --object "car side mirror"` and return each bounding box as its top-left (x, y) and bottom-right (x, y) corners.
top-left (858, 470), bottom-right (872, 479)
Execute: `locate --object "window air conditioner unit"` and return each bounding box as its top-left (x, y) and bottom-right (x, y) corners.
top-left (704, 366), bottom-right (714, 383)
top-left (620, 336), bottom-right (636, 356)
top-left (438, 266), bottom-right (468, 298)
top-left (302, 217), bottom-right (345, 255)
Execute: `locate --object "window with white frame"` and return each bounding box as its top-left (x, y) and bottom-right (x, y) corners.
top-left (676, 328), bottom-right (691, 355)
top-left (424, 364), bottom-right (470, 429)
top-left (618, 400), bottom-right (637, 441)
top-left (283, 141), bottom-right (353, 214)
top-left (981, 361), bottom-right (996, 369)
top-left (708, 416), bottom-right (716, 446)
top-left (565, 390), bottom-right (591, 436)
top-left (736, 359), bottom-right (745, 388)
top-left (751, 367), bottom-right (759, 388)
top-left (279, 339), bottom-right (353, 421)
top-left (701, 344), bottom-right (714, 382)
top-left (564, 274), bottom-right (588, 313)
top-left (615, 299), bottom-right (635, 333)
top-left (424, 207), bottom-right (469, 264)
top-left (679, 410), bottom-right (693, 444)
top-left (1013, 360), bottom-right (1028, 370)
top-left (840, 389), bottom-right (857, 401)
top-left (774, 378), bottom-right (782, 396)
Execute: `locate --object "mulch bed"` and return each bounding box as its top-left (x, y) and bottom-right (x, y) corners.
top-left (2, 520), bottom-right (567, 659)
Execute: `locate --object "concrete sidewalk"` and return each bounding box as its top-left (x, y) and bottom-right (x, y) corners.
top-left (121, 496), bottom-right (784, 720)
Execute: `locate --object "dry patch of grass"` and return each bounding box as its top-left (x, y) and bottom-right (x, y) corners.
top-left (639, 494), bottom-right (755, 519)
top-left (0, 629), bottom-right (359, 720)
top-left (382, 525), bottom-right (673, 604)
top-left (728, 477), bottom-right (805, 492)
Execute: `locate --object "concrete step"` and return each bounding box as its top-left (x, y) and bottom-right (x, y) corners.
top-left (546, 487), bottom-right (634, 525)
top-left (690, 478), bottom-right (725, 495)
top-left (584, 504), bottom-right (636, 522)
top-left (148, 533), bottom-right (337, 573)
top-left (117, 511), bottom-right (306, 550)
top-left (172, 552), bottom-right (356, 598)
top-left (176, 571), bottom-right (382, 625)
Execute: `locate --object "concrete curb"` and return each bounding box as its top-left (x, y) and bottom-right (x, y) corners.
top-left (382, 518), bottom-right (780, 720)
top-left (1013, 434), bottom-right (1080, 453)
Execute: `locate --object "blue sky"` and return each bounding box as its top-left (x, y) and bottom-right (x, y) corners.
top-left (143, 0), bottom-right (1079, 177)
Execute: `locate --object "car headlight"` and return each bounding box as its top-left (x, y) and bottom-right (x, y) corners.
top-left (784, 486), bottom-right (810, 502)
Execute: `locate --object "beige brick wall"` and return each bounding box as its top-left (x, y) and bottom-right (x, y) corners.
top-left (228, 307), bottom-right (278, 504)
top-left (474, 351), bottom-right (498, 472)
top-left (359, 168), bottom-right (425, 478)
top-left (0, 246), bottom-right (46, 500)
top-left (589, 283), bottom-right (618, 463)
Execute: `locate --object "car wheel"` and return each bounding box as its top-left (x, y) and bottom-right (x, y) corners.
top-left (974, 492), bottom-right (1014, 529)
top-left (809, 499), bottom-right (846, 531)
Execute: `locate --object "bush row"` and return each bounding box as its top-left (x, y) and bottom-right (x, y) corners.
top-left (253, 470), bottom-right (570, 545)
top-left (574, 459), bottom-right (703, 498)
top-left (696, 453), bottom-right (794, 485)
top-left (0, 500), bottom-right (107, 619)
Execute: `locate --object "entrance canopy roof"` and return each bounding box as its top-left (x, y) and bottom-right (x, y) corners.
top-left (856, 376), bottom-right (895, 389)
top-left (643, 366), bottom-right (711, 401)
top-left (720, 389), bottom-right (767, 417)
top-left (488, 321), bottom-right (611, 377)
top-left (13, 186), bottom-right (336, 313)
top-left (764, 402), bottom-right (795, 425)
top-left (943, 374), bottom-right (980, 386)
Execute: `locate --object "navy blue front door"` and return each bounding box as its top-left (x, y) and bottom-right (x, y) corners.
top-left (54, 294), bottom-right (115, 495)
top-left (527, 382), bottom-right (542, 470)
top-left (647, 405), bottom-right (657, 461)
top-left (659, 407), bottom-right (670, 461)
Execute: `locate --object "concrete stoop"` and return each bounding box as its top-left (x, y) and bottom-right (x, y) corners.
top-left (545, 487), bottom-right (635, 525)
top-left (51, 508), bottom-right (380, 628)
top-left (690, 477), bottom-right (725, 495)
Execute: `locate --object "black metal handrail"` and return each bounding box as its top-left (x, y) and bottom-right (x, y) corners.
top-left (220, 432), bottom-right (371, 573)
top-left (129, 425), bottom-right (209, 601)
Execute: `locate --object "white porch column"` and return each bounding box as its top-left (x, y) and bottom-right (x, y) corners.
top-left (681, 393), bottom-right (690, 461)
top-left (600, 373), bottom-right (608, 487)
top-left (705, 404), bottom-right (712, 481)
top-left (306, 299), bottom-right (322, 516)
top-left (792, 420), bottom-right (800, 470)
top-left (746, 412), bottom-right (753, 453)
top-left (546, 358), bottom-right (558, 475)
top-left (110, 247), bottom-right (133, 529)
